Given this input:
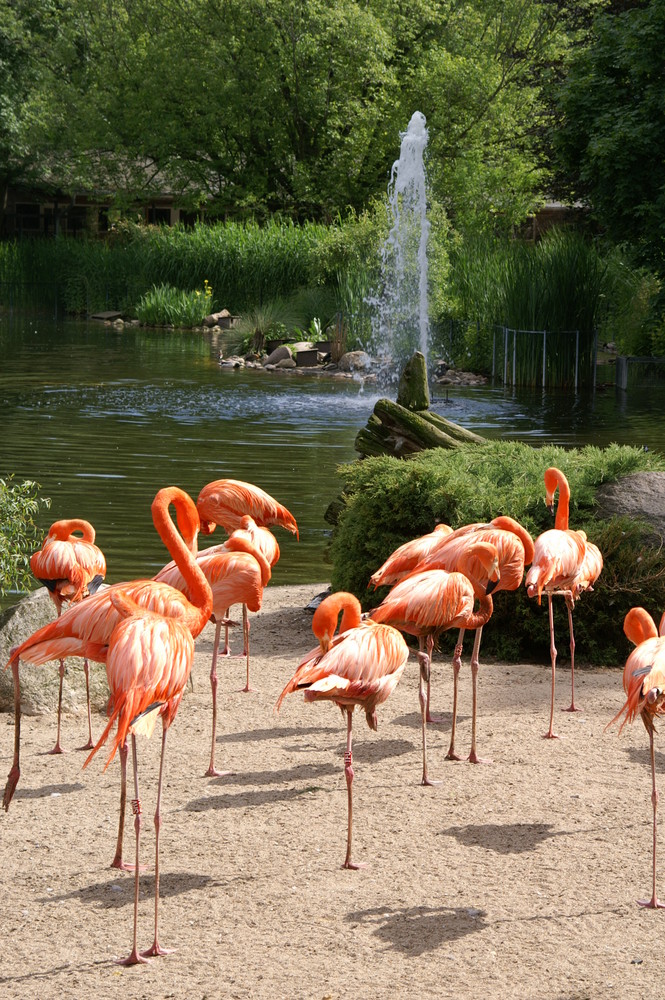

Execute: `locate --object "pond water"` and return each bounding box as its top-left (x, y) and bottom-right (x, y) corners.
top-left (0, 317), bottom-right (663, 609)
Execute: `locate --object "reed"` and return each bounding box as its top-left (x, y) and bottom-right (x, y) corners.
top-left (135, 281), bottom-right (213, 328)
top-left (442, 230), bottom-right (639, 386)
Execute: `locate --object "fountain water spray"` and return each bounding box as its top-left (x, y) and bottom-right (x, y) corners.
top-left (369, 112), bottom-right (430, 380)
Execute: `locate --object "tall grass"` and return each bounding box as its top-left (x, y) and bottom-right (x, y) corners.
top-left (0, 214), bottom-right (381, 318)
top-left (442, 229), bottom-right (647, 386)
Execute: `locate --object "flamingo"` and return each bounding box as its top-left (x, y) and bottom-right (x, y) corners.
top-left (525, 467), bottom-right (602, 737)
top-left (81, 485), bottom-right (212, 964)
top-left (154, 523), bottom-right (271, 776)
top-left (411, 515), bottom-right (534, 762)
top-left (30, 518), bottom-right (106, 753)
top-left (196, 480), bottom-right (296, 665)
top-left (196, 478), bottom-right (299, 537)
top-left (608, 607), bottom-right (665, 909)
top-left (275, 592), bottom-right (408, 869)
top-left (3, 489), bottom-right (202, 874)
top-left (370, 542), bottom-right (500, 785)
top-left (368, 523), bottom-right (454, 590)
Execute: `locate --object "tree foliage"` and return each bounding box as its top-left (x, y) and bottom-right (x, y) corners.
top-left (0, 477), bottom-right (50, 597)
top-left (555, 0), bottom-right (665, 268)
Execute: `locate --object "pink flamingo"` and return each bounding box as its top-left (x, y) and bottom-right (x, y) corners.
top-left (29, 518), bottom-right (106, 753)
top-left (276, 592), bottom-right (408, 869)
top-left (3, 490), bottom-right (202, 876)
top-left (155, 525), bottom-right (271, 776)
top-left (525, 467), bottom-right (602, 737)
top-left (412, 515), bottom-right (534, 762)
top-left (370, 542), bottom-right (499, 785)
top-left (608, 607), bottom-right (665, 908)
top-left (82, 485), bottom-right (212, 963)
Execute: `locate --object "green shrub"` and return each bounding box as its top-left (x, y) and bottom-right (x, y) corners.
top-left (135, 281), bottom-right (213, 327)
top-left (0, 477), bottom-right (51, 597)
top-left (328, 441), bottom-right (665, 665)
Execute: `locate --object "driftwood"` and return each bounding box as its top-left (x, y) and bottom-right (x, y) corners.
top-left (355, 397), bottom-right (485, 458)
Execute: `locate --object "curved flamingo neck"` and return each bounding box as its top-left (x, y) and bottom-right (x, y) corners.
top-left (151, 488), bottom-right (212, 629)
top-left (50, 518), bottom-right (96, 542)
top-left (545, 467), bottom-right (570, 531)
top-left (491, 516), bottom-right (535, 564)
top-left (624, 607), bottom-right (658, 646)
top-left (224, 534), bottom-right (272, 586)
top-left (312, 592), bottom-right (362, 652)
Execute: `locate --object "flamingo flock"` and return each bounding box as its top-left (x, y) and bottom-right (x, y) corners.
top-left (3, 464), bottom-right (663, 964)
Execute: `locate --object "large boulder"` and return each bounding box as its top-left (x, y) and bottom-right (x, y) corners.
top-left (263, 345), bottom-right (293, 366)
top-left (0, 589), bottom-right (109, 715)
top-left (595, 471), bottom-right (665, 545)
top-left (338, 351), bottom-right (372, 372)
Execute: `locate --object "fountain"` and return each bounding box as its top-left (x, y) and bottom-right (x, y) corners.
top-left (369, 111), bottom-right (431, 378)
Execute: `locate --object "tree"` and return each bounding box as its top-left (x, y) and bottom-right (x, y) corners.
top-left (0, 478), bottom-right (50, 598)
top-left (555, 0), bottom-right (665, 268)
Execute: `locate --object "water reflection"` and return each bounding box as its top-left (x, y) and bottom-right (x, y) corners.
top-left (1, 317), bottom-right (663, 611)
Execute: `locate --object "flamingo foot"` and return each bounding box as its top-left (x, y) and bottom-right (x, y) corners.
top-left (205, 766), bottom-right (233, 778)
top-left (638, 896), bottom-right (665, 909)
top-left (467, 751), bottom-right (492, 764)
top-left (342, 860), bottom-right (367, 870)
top-left (110, 858), bottom-right (148, 872)
top-left (46, 743), bottom-right (66, 755)
top-left (141, 942), bottom-right (175, 958)
top-left (561, 704), bottom-right (581, 713)
top-left (421, 774), bottom-right (442, 787)
top-left (117, 948), bottom-right (150, 966)
top-left (426, 711), bottom-right (445, 724)
top-left (76, 738), bottom-right (95, 751)
top-left (238, 684), bottom-right (258, 693)
top-left (3, 765), bottom-right (20, 811)
top-left (542, 730), bottom-right (560, 740)
top-left (445, 750), bottom-right (463, 762)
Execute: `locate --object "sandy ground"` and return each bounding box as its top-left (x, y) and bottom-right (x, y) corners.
top-left (0, 582), bottom-right (663, 999)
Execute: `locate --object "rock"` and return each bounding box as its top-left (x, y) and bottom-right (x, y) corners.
top-left (275, 358), bottom-right (296, 369)
top-left (263, 345), bottom-right (293, 366)
top-left (0, 589), bottom-right (109, 715)
top-left (220, 356), bottom-right (245, 368)
top-left (595, 471), bottom-right (665, 544)
top-left (204, 309), bottom-right (237, 329)
top-left (338, 351), bottom-right (372, 372)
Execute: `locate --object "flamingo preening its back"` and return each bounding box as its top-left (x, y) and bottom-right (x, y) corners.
top-left (275, 592), bottom-right (408, 870)
top-left (608, 607), bottom-right (665, 909)
top-left (196, 478), bottom-right (298, 538)
top-left (30, 518), bottom-right (107, 753)
top-left (370, 542), bottom-right (500, 785)
top-left (525, 467), bottom-right (603, 737)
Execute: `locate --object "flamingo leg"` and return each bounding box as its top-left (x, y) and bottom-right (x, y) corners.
top-left (3, 660), bottom-right (22, 811)
top-left (639, 726), bottom-right (665, 908)
top-left (76, 658), bottom-right (95, 750)
top-left (111, 739), bottom-right (129, 869)
top-left (342, 709), bottom-right (365, 869)
top-left (142, 726), bottom-right (175, 957)
top-left (446, 629), bottom-right (465, 761)
top-left (544, 595), bottom-right (559, 739)
top-left (46, 660), bottom-right (67, 755)
top-left (206, 621), bottom-right (232, 778)
top-left (561, 595), bottom-right (580, 713)
top-left (117, 735), bottom-right (149, 966)
top-left (239, 605), bottom-right (257, 693)
top-left (467, 627), bottom-right (491, 764)
top-left (425, 634), bottom-right (443, 724)
top-left (418, 651), bottom-right (441, 787)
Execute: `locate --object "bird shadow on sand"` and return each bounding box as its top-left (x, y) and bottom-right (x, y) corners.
top-left (624, 745), bottom-right (665, 769)
top-left (439, 821), bottom-right (570, 855)
top-left (390, 710), bottom-right (462, 729)
top-left (11, 780), bottom-right (86, 800)
top-left (203, 760), bottom-right (339, 788)
top-left (186, 783), bottom-right (329, 812)
top-left (215, 724), bottom-right (340, 744)
top-left (37, 871), bottom-right (219, 911)
top-left (345, 904), bottom-right (487, 954)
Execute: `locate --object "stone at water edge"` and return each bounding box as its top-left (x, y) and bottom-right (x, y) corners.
top-left (397, 351), bottom-right (430, 411)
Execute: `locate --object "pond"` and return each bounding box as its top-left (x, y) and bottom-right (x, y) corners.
top-left (0, 316), bottom-right (663, 609)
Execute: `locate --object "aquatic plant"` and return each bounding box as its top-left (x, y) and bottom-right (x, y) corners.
top-left (135, 281), bottom-right (213, 327)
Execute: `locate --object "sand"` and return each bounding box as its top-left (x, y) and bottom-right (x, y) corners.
top-left (0, 583), bottom-right (662, 999)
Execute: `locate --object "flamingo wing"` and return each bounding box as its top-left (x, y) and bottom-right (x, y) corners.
top-left (197, 479), bottom-right (298, 537)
